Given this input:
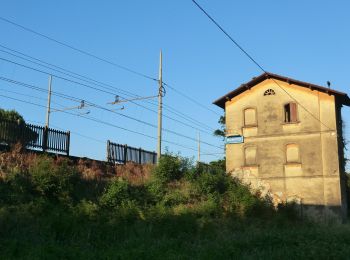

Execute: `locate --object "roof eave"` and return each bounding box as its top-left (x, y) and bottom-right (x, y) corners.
top-left (213, 72), bottom-right (350, 109)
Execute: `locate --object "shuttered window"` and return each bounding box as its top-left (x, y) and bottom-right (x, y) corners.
top-left (284, 103), bottom-right (298, 123)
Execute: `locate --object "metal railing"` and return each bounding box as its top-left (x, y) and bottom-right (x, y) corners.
top-left (0, 119), bottom-right (70, 155)
top-left (107, 140), bottom-right (157, 165)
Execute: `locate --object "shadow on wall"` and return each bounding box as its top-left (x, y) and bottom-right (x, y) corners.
top-left (296, 204), bottom-right (346, 224)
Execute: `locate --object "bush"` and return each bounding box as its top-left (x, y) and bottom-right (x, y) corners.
top-left (224, 178), bottom-right (272, 218)
top-left (145, 177), bottom-right (167, 203)
top-left (29, 156), bottom-right (79, 202)
top-left (0, 169), bottom-right (33, 204)
top-left (74, 199), bottom-right (99, 219)
top-left (152, 155), bottom-right (182, 182)
top-left (99, 178), bottom-right (132, 208)
top-left (162, 189), bottom-right (190, 207)
top-left (195, 171), bottom-right (228, 196)
top-left (0, 109), bottom-right (38, 147)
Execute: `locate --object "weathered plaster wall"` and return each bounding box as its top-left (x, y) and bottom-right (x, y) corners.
top-left (225, 79), bottom-right (346, 219)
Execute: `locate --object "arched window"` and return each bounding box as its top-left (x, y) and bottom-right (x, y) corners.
top-left (286, 144), bottom-right (300, 163)
top-left (244, 108), bottom-right (257, 126)
top-left (284, 102), bottom-right (298, 123)
top-left (245, 146), bottom-right (257, 165)
top-left (264, 89), bottom-right (275, 96)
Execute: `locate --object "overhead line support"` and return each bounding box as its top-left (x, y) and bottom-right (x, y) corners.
top-left (157, 50), bottom-right (163, 163)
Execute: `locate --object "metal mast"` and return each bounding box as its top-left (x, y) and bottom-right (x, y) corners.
top-left (157, 50), bottom-right (163, 163)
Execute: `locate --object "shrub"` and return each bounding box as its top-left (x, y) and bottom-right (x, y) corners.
top-left (145, 177), bottom-right (167, 203)
top-left (152, 154), bottom-right (182, 182)
top-left (162, 189), bottom-right (189, 207)
top-left (29, 156), bottom-right (78, 202)
top-left (195, 171), bottom-right (228, 196)
top-left (224, 178), bottom-right (272, 218)
top-left (99, 178), bottom-right (131, 208)
top-left (194, 195), bottom-right (221, 217)
top-left (74, 199), bottom-right (99, 219)
top-left (0, 169), bottom-right (33, 204)
top-left (0, 109), bottom-right (38, 147)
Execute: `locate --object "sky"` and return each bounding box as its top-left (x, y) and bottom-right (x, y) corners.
top-left (0, 0), bottom-right (349, 164)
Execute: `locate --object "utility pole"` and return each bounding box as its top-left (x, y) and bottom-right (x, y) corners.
top-left (198, 132), bottom-right (201, 163)
top-left (157, 50), bottom-right (163, 163)
top-left (45, 75), bottom-right (53, 128)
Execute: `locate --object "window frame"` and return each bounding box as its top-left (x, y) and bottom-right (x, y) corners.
top-left (243, 107), bottom-right (258, 127)
top-left (263, 89), bottom-right (276, 96)
top-left (243, 145), bottom-right (258, 166)
top-left (283, 102), bottom-right (299, 124)
top-left (285, 143), bottom-right (301, 164)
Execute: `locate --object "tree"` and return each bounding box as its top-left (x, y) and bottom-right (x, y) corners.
top-left (212, 114), bottom-right (226, 171)
top-left (213, 114), bottom-right (226, 140)
top-left (0, 108), bottom-right (37, 148)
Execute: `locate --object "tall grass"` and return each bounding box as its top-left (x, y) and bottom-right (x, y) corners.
top-left (0, 149), bottom-right (348, 259)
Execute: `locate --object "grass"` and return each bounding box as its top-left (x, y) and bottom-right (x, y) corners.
top-left (0, 149), bottom-right (350, 259)
top-left (1, 206), bottom-right (350, 259)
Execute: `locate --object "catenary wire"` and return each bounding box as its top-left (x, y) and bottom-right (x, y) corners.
top-left (0, 75), bottom-right (222, 150)
top-left (0, 18), bottom-right (220, 119)
top-left (27, 119), bottom-right (106, 144)
top-left (0, 87), bottom-right (65, 107)
top-left (0, 44), bottom-right (216, 132)
top-left (163, 82), bottom-right (221, 116)
top-left (191, 0), bottom-right (334, 131)
top-left (0, 16), bottom-right (158, 82)
top-left (0, 50), bottom-right (215, 134)
top-left (0, 93), bottom-right (222, 156)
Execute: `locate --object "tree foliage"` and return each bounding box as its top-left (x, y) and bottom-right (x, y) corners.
top-left (0, 108), bottom-right (37, 148)
top-left (213, 114), bottom-right (226, 139)
top-left (0, 109), bottom-right (25, 123)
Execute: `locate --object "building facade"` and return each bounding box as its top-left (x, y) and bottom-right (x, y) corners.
top-left (213, 72), bottom-right (350, 219)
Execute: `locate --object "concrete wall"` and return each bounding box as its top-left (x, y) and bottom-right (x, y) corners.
top-left (224, 78), bottom-right (346, 219)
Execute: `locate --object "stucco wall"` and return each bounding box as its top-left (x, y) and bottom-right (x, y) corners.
top-left (225, 78), bottom-right (346, 218)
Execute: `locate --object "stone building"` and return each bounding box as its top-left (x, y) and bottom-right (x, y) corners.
top-left (213, 72), bottom-right (350, 219)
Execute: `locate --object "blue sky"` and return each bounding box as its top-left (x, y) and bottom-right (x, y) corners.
top-left (0, 1), bottom-right (349, 164)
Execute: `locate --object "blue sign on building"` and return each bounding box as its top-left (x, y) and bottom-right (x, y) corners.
top-left (226, 135), bottom-right (244, 144)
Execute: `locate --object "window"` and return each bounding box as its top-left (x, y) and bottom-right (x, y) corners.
top-left (244, 108), bottom-right (257, 126)
top-left (284, 103), bottom-right (298, 123)
top-left (244, 146), bottom-right (257, 165)
top-left (286, 144), bottom-right (299, 163)
top-left (264, 89), bottom-right (275, 96)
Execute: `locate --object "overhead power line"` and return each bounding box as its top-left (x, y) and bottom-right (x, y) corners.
top-left (0, 93), bottom-right (221, 156)
top-left (27, 119), bottom-right (106, 144)
top-left (0, 16), bottom-right (157, 82)
top-left (0, 75), bottom-right (222, 150)
top-left (0, 87), bottom-right (65, 108)
top-left (0, 44), bottom-right (142, 99)
top-left (191, 0), bottom-right (334, 131)
top-left (0, 17), bottom-right (222, 119)
top-left (163, 82), bottom-right (220, 116)
top-left (0, 47), bottom-right (215, 134)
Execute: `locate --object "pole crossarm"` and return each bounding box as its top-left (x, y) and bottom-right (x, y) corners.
top-left (107, 94), bottom-right (158, 105)
top-left (51, 100), bottom-right (90, 114)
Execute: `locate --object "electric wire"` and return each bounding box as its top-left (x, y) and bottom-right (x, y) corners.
top-left (0, 87), bottom-right (65, 107)
top-left (0, 18), bottom-right (220, 119)
top-left (0, 16), bottom-right (158, 82)
top-left (191, 0), bottom-right (334, 130)
top-left (0, 93), bottom-right (222, 156)
top-left (163, 82), bottom-right (220, 116)
top-left (27, 119), bottom-right (106, 144)
top-left (0, 75), bottom-right (223, 150)
top-left (0, 50), bottom-right (215, 134)
top-left (0, 76), bottom-right (82, 103)
top-left (0, 44), bottom-right (217, 132)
